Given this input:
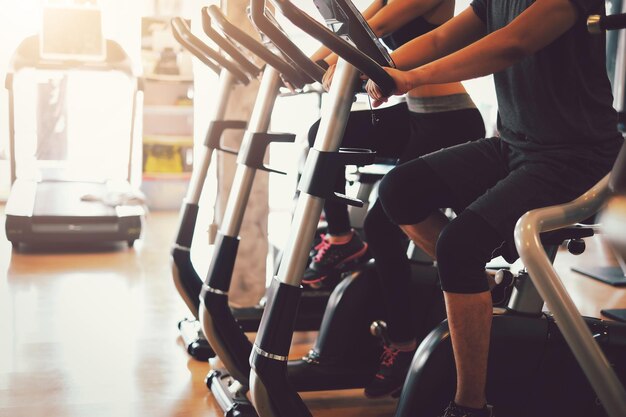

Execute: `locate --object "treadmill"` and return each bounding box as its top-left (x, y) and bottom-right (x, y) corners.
top-left (4, 5), bottom-right (143, 249)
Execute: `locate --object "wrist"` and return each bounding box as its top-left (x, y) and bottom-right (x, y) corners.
top-left (407, 67), bottom-right (428, 90)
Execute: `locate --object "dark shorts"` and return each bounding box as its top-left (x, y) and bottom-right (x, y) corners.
top-left (419, 137), bottom-right (618, 254)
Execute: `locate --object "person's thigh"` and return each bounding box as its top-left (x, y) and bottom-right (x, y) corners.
top-left (379, 137), bottom-right (508, 225)
top-left (467, 157), bottom-right (612, 261)
top-left (308, 102), bottom-right (411, 157)
top-left (399, 108), bottom-right (486, 164)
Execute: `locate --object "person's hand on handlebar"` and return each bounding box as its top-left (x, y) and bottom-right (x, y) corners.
top-left (365, 67), bottom-right (414, 107)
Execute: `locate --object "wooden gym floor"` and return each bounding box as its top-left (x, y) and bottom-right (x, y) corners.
top-left (0, 208), bottom-right (625, 417)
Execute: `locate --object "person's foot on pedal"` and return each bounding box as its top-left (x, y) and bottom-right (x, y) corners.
top-left (364, 341), bottom-right (416, 398)
top-left (439, 401), bottom-right (494, 417)
top-left (302, 231), bottom-right (369, 286)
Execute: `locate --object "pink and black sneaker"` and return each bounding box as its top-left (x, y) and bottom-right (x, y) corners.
top-left (439, 401), bottom-right (495, 417)
top-left (364, 343), bottom-right (415, 398)
top-left (302, 232), bottom-right (369, 287)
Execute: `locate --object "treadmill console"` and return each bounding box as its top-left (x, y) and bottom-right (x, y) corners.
top-left (40, 4), bottom-right (105, 62)
top-left (312, 0), bottom-right (394, 67)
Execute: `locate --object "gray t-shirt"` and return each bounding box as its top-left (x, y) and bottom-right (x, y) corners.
top-left (470, 0), bottom-right (621, 151)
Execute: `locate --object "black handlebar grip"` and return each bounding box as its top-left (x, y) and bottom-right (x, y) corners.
top-left (271, 0), bottom-right (395, 97)
top-left (206, 6), bottom-right (306, 87)
top-left (171, 17), bottom-right (250, 85)
top-left (249, 0), bottom-right (326, 83)
top-left (201, 8), bottom-right (262, 77)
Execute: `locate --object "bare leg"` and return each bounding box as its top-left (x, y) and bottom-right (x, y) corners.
top-left (445, 291), bottom-right (492, 408)
top-left (400, 213), bottom-right (492, 409)
top-left (399, 211), bottom-right (449, 258)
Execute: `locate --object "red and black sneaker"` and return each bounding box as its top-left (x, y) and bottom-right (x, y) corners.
top-left (302, 232), bottom-right (370, 287)
top-left (363, 344), bottom-right (415, 398)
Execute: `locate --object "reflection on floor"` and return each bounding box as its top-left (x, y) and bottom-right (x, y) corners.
top-left (0, 208), bottom-right (624, 417)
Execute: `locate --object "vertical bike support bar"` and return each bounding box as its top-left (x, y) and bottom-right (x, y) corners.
top-left (277, 60), bottom-right (360, 288)
top-left (220, 65), bottom-right (282, 237)
top-left (515, 175), bottom-right (626, 417)
top-left (5, 73), bottom-right (17, 184)
top-left (199, 65), bottom-right (285, 387)
top-left (249, 1), bottom-right (397, 415)
top-left (186, 70), bottom-right (238, 204)
top-left (589, 4), bottom-right (626, 132)
top-left (250, 59), bottom-right (360, 417)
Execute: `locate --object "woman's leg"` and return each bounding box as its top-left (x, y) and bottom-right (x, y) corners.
top-left (305, 103), bottom-right (411, 283)
top-left (307, 103), bottom-right (411, 236)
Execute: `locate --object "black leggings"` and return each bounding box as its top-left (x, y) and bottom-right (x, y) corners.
top-left (307, 103), bottom-right (412, 235)
top-left (309, 104), bottom-right (485, 343)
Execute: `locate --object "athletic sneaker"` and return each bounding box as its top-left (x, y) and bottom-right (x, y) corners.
top-left (302, 232), bottom-right (369, 286)
top-left (440, 401), bottom-right (494, 417)
top-left (363, 344), bottom-right (415, 398)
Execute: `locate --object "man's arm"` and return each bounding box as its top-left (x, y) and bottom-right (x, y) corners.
top-left (390, 7), bottom-right (487, 70)
top-left (369, 0), bottom-right (580, 104)
top-left (406, 0), bottom-right (578, 89)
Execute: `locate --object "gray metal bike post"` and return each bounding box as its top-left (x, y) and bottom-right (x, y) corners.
top-left (276, 59), bottom-right (358, 287)
top-left (250, 59), bottom-right (359, 417)
top-left (515, 176), bottom-right (626, 417)
top-left (221, 66), bottom-right (281, 237)
top-left (187, 69), bottom-right (236, 205)
top-left (198, 66), bottom-right (280, 383)
top-left (613, 1), bottom-right (626, 115)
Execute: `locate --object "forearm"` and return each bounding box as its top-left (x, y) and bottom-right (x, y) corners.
top-left (310, 45), bottom-right (332, 62)
top-left (390, 31), bottom-right (446, 70)
top-left (403, 29), bottom-right (525, 87)
top-left (310, 46), bottom-right (338, 66)
top-left (401, 0), bottom-right (578, 88)
top-left (390, 8), bottom-right (485, 70)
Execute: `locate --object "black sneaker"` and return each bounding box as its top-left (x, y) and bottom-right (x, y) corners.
top-left (363, 344), bottom-right (415, 398)
top-left (302, 232), bottom-right (369, 286)
top-left (440, 401), bottom-right (494, 417)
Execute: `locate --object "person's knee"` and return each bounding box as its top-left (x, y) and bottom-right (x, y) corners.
top-left (435, 221), bottom-right (469, 272)
top-left (436, 211), bottom-right (501, 294)
top-left (378, 160), bottom-right (432, 225)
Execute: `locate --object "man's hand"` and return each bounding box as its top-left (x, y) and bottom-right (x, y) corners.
top-left (365, 67), bottom-right (415, 107)
top-left (322, 64), bottom-right (336, 91)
